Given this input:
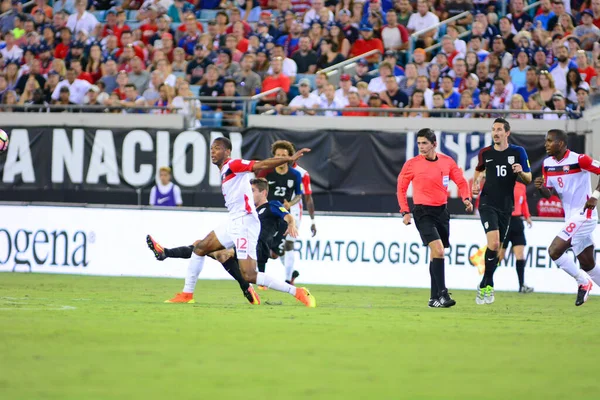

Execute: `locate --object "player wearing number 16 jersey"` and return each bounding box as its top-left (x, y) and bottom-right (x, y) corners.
top-left (472, 118), bottom-right (532, 305)
top-left (535, 129), bottom-right (600, 306)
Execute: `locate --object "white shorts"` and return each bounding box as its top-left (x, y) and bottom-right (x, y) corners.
top-left (286, 205), bottom-right (302, 241)
top-left (557, 215), bottom-right (597, 255)
top-left (214, 214), bottom-right (259, 260)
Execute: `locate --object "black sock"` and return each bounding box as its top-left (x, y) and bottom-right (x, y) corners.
top-left (164, 245), bottom-right (194, 259)
top-left (431, 258), bottom-right (446, 294)
top-left (257, 263), bottom-right (266, 273)
top-left (516, 259), bottom-right (526, 288)
top-left (222, 257), bottom-right (250, 292)
top-left (429, 261), bottom-right (438, 298)
top-left (481, 248), bottom-right (498, 288)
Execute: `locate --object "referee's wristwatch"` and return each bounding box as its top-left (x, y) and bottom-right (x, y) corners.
top-left (400, 211), bottom-right (409, 217)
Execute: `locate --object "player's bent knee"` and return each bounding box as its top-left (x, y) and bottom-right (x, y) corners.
top-left (548, 246), bottom-right (563, 261)
top-left (240, 267), bottom-right (257, 283)
top-left (193, 242), bottom-right (210, 256)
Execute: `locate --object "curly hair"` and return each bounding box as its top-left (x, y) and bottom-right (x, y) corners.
top-left (271, 140), bottom-right (295, 157)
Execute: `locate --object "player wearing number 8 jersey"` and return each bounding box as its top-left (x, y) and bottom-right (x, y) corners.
top-left (472, 118), bottom-right (532, 305)
top-left (535, 129), bottom-right (600, 306)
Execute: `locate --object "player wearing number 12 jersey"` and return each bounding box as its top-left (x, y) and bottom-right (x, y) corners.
top-left (535, 129), bottom-right (600, 306)
top-left (472, 118), bottom-right (532, 305)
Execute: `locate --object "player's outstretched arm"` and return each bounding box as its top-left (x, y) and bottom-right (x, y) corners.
top-left (252, 148), bottom-right (311, 173)
top-left (283, 214), bottom-right (298, 238)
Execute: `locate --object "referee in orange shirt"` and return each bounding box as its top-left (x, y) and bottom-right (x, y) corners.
top-left (397, 129), bottom-right (473, 308)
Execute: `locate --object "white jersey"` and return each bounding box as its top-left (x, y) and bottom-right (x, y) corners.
top-left (220, 158), bottom-right (257, 219)
top-left (542, 150), bottom-right (600, 220)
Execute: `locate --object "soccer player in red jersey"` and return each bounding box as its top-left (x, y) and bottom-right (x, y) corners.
top-left (397, 129), bottom-right (473, 308)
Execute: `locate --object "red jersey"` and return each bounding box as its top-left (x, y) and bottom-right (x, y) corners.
top-left (102, 23), bottom-right (131, 44)
top-left (350, 38), bottom-right (384, 64)
top-left (579, 66), bottom-right (596, 84)
top-left (342, 102), bottom-right (369, 116)
top-left (537, 195), bottom-right (565, 218)
top-left (512, 182), bottom-right (530, 218)
top-left (262, 74), bottom-right (291, 98)
top-left (397, 153), bottom-right (470, 212)
top-left (54, 43), bottom-right (70, 59)
top-left (78, 72), bottom-right (94, 84)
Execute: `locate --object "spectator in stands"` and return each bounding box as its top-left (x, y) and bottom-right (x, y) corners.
top-left (368, 62), bottom-right (396, 93)
top-left (468, 36), bottom-right (489, 63)
top-left (415, 75), bottom-right (434, 108)
top-left (100, 60), bottom-right (118, 94)
top-left (508, 94), bottom-right (532, 120)
top-left (472, 88), bottom-right (492, 117)
top-left (143, 70), bottom-right (163, 104)
top-left (537, 70), bottom-right (559, 108)
top-left (441, 75), bottom-right (460, 109)
top-left (407, 0), bottom-right (439, 48)
top-left (15, 59), bottom-right (45, 95)
top-left (568, 86), bottom-right (590, 118)
top-left (335, 73), bottom-right (357, 106)
top-left (550, 45), bottom-right (576, 95)
top-left (118, 30), bottom-right (145, 61)
top-left (67, 0), bottom-right (100, 36)
top-left (226, 8), bottom-right (252, 37)
top-left (51, 86), bottom-right (78, 112)
top-left (149, 166), bottom-right (182, 207)
top-left (342, 91), bottom-right (369, 116)
top-left (308, 71), bottom-right (325, 100)
top-left (317, 39), bottom-right (345, 69)
top-left (317, 83), bottom-right (343, 116)
top-left (233, 53), bottom-right (262, 96)
top-left (307, 21), bottom-right (325, 52)
top-left (338, 8), bottom-right (359, 44)
top-left (122, 83), bottom-right (146, 113)
top-left (279, 77), bottom-right (320, 115)
top-left (412, 48), bottom-right (429, 77)
top-left (574, 9), bottom-right (600, 50)
top-left (516, 68), bottom-right (538, 102)
top-left (18, 76), bottom-right (41, 105)
top-left (381, 74), bottom-right (409, 108)
top-left (69, 59), bottom-right (92, 85)
top-left (576, 50), bottom-right (596, 84)
top-left (253, 49), bottom-right (271, 80)
top-left (544, 92), bottom-right (568, 119)
top-left (217, 79), bottom-right (243, 126)
top-left (395, 0), bottom-right (413, 27)
top-left (1, 31), bottom-right (22, 63)
top-left (464, 51), bottom-right (479, 75)
top-left (527, 93), bottom-right (545, 119)
top-left (449, 58), bottom-right (468, 92)
top-left (491, 35), bottom-right (513, 69)
top-left (430, 91), bottom-right (453, 118)
top-left (381, 9), bottom-right (409, 52)
top-left (490, 76), bottom-right (511, 109)
top-left (199, 64), bottom-right (223, 98)
top-left (269, 45), bottom-right (297, 82)
top-left (178, 14), bottom-right (203, 55)
top-left (216, 49), bottom-right (241, 79)
top-left (405, 89), bottom-right (429, 118)
top-left (428, 63), bottom-right (441, 90)
top-left (383, 51), bottom-right (405, 77)
top-left (186, 44), bottom-right (211, 85)
top-left (304, 0), bottom-right (334, 29)
top-left (167, 0), bottom-right (193, 23)
top-left (366, 92), bottom-right (391, 117)
top-left (171, 48), bottom-right (188, 73)
top-left (566, 68), bottom-right (589, 104)
top-left (399, 63), bottom-right (417, 97)
top-left (534, 0), bottom-right (555, 30)
top-left (329, 24), bottom-right (351, 58)
top-left (172, 80), bottom-right (202, 128)
top-left (548, 0), bottom-right (574, 31)
top-left (52, 67), bottom-right (91, 104)
top-left (224, 35), bottom-right (244, 63)
top-left (465, 73), bottom-right (480, 103)
top-left (350, 23), bottom-right (384, 65)
top-left (232, 22), bottom-right (250, 53)
top-left (260, 57), bottom-right (291, 103)
top-left (155, 59), bottom-right (176, 88)
top-left (291, 35), bottom-right (318, 74)
top-left (433, 52), bottom-right (451, 77)
top-left (350, 58), bottom-right (371, 85)
top-left (82, 85), bottom-right (106, 112)
top-left (113, 70), bottom-right (129, 100)
top-left (457, 89), bottom-right (476, 118)
top-left (507, 0), bottom-right (532, 32)
top-left (498, 67), bottom-right (514, 97)
top-left (128, 56), bottom-right (150, 93)
top-left (510, 49), bottom-right (530, 92)
top-left (533, 47), bottom-right (551, 71)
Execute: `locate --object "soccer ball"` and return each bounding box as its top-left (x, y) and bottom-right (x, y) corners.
top-left (0, 129), bottom-right (8, 153)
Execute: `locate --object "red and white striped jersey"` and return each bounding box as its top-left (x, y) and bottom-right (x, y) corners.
top-left (220, 158), bottom-right (257, 219)
top-left (542, 150), bottom-right (600, 220)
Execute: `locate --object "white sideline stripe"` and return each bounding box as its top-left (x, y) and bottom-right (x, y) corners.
top-left (0, 305), bottom-right (76, 311)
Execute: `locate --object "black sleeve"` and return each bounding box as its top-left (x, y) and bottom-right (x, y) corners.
top-left (475, 147), bottom-right (488, 172)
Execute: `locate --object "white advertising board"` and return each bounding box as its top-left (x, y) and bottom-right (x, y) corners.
top-left (1, 205), bottom-right (598, 294)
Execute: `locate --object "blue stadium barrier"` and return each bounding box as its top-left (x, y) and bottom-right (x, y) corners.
top-left (128, 10), bottom-right (139, 20)
top-left (199, 9), bottom-right (219, 20)
top-left (92, 10), bottom-right (106, 22)
top-left (190, 84), bottom-right (202, 95)
top-left (295, 73), bottom-right (316, 88)
top-left (172, 71), bottom-right (186, 79)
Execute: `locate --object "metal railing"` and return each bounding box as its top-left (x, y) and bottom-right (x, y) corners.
top-left (319, 49), bottom-right (382, 84)
top-left (408, 11), bottom-right (471, 62)
top-left (424, 30), bottom-right (471, 55)
top-left (0, 103), bottom-right (180, 112)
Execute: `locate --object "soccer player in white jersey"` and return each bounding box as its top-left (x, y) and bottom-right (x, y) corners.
top-left (151, 137), bottom-right (316, 307)
top-left (535, 129), bottom-right (600, 306)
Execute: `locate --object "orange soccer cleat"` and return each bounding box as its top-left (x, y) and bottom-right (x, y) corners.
top-left (147, 235), bottom-right (167, 261)
top-left (295, 287), bottom-right (316, 308)
top-left (244, 285), bottom-right (261, 305)
top-left (164, 292), bottom-right (195, 303)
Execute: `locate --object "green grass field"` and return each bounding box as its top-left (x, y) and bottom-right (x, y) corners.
top-left (1, 272), bottom-right (599, 400)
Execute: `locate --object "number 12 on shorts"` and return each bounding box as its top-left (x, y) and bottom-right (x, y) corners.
top-left (236, 237), bottom-right (248, 254)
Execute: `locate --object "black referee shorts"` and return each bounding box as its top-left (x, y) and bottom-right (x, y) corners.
top-left (479, 205), bottom-right (511, 242)
top-left (412, 205), bottom-right (450, 248)
top-left (502, 215), bottom-right (526, 248)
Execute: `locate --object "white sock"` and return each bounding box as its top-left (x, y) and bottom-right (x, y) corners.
top-left (555, 253), bottom-right (588, 286)
top-left (284, 250), bottom-right (295, 281)
top-left (256, 272), bottom-right (296, 296)
top-left (586, 266), bottom-right (600, 286)
top-left (183, 253), bottom-right (205, 293)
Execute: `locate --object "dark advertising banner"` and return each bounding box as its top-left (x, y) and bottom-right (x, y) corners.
top-left (0, 127), bottom-right (585, 214)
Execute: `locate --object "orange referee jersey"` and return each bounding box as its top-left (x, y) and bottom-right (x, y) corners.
top-left (397, 153), bottom-right (471, 212)
top-left (512, 182), bottom-right (531, 218)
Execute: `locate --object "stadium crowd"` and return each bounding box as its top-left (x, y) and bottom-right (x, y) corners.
top-left (0, 0), bottom-right (598, 125)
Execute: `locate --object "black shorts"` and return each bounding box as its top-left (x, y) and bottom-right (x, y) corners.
top-left (479, 205), bottom-right (511, 242)
top-left (502, 216), bottom-right (526, 248)
top-left (412, 205), bottom-right (450, 248)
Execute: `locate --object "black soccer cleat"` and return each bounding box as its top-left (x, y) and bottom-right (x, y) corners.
top-left (438, 289), bottom-right (457, 308)
top-left (575, 280), bottom-right (593, 306)
top-left (146, 235), bottom-right (167, 261)
top-left (428, 298), bottom-right (442, 308)
top-left (290, 270), bottom-right (300, 285)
